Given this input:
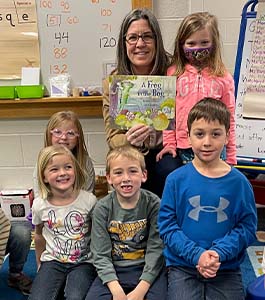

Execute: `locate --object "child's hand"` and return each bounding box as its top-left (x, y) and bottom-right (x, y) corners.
top-left (156, 147), bottom-right (177, 161)
top-left (126, 280), bottom-right (150, 300)
top-left (112, 292), bottom-right (127, 300)
top-left (107, 280), bottom-right (127, 300)
top-left (126, 124), bottom-right (151, 147)
top-left (126, 290), bottom-right (145, 300)
top-left (197, 250), bottom-right (220, 278)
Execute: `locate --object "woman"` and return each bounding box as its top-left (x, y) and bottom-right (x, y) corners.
top-left (102, 8), bottom-right (172, 197)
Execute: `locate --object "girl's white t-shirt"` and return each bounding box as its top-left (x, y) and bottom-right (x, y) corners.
top-left (32, 190), bottom-right (97, 263)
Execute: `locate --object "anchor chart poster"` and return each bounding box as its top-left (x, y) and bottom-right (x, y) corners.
top-left (109, 75), bottom-right (176, 131)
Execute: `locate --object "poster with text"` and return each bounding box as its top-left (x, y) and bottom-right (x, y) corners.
top-left (0, 0), bottom-right (40, 79)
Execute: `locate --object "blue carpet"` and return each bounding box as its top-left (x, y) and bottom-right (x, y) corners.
top-left (241, 248), bottom-right (258, 289)
top-left (241, 240), bottom-right (265, 295)
top-left (0, 250), bottom-right (37, 300)
top-left (0, 245), bottom-right (264, 299)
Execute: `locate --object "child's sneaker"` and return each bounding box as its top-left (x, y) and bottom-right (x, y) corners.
top-left (8, 272), bottom-right (32, 295)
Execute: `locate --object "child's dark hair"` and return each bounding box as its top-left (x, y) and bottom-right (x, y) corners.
top-left (116, 8), bottom-right (171, 75)
top-left (187, 97), bottom-right (230, 133)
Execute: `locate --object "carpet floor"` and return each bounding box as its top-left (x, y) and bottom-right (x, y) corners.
top-left (0, 250), bottom-right (36, 300)
top-left (0, 242), bottom-right (264, 300)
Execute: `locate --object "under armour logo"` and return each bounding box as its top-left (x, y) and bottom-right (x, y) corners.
top-left (188, 196), bottom-right (229, 223)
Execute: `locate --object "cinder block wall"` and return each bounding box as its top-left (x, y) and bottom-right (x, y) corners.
top-left (0, 118), bottom-right (108, 189)
top-left (0, 0), bottom-right (246, 189)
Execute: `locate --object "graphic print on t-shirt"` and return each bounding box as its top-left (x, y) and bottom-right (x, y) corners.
top-left (108, 219), bottom-right (147, 260)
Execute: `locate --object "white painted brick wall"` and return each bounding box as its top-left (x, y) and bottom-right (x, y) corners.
top-left (0, 0), bottom-right (247, 189)
top-left (0, 118), bottom-right (108, 189)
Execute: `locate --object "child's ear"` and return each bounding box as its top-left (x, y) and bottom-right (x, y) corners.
top-left (225, 131), bottom-right (230, 145)
top-left (141, 170), bottom-right (148, 183)
top-left (106, 174), bottom-right (112, 185)
top-left (188, 132), bottom-right (192, 146)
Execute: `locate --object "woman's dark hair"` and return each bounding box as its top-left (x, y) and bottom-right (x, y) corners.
top-left (115, 9), bottom-right (171, 75)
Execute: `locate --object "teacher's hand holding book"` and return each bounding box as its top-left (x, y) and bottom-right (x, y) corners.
top-left (126, 124), bottom-right (151, 147)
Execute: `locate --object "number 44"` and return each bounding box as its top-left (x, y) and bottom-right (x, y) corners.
top-left (55, 32), bottom-right (69, 44)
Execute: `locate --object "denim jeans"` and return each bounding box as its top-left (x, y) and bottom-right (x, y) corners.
top-left (167, 266), bottom-right (245, 300)
top-left (6, 220), bottom-right (32, 274)
top-left (28, 260), bottom-right (96, 300)
top-left (85, 265), bottom-right (167, 300)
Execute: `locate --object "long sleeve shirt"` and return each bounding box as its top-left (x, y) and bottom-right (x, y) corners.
top-left (158, 163), bottom-right (257, 269)
top-left (91, 189), bottom-right (164, 285)
top-left (163, 64), bottom-right (237, 164)
top-left (0, 209), bottom-right (10, 267)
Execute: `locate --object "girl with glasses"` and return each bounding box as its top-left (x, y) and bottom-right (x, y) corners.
top-left (33, 111), bottom-right (95, 198)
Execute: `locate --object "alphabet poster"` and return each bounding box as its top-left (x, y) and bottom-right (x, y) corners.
top-left (0, 0), bottom-right (40, 79)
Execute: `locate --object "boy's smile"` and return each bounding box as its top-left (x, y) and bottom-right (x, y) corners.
top-left (107, 156), bottom-right (147, 205)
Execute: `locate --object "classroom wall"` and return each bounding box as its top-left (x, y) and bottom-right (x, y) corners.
top-left (0, 0), bottom-right (246, 190)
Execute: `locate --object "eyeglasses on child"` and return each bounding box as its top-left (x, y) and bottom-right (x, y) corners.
top-left (50, 128), bottom-right (79, 139)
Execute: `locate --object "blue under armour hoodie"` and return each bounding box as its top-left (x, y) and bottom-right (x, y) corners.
top-left (158, 163), bottom-right (257, 270)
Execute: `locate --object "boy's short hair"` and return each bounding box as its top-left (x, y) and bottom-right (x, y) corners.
top-left (37, 145), bottom-right (86, 199)
top-left (187, 97), bottom-right (230, 133)
top-left (106, 145), bottom-right (146, 174)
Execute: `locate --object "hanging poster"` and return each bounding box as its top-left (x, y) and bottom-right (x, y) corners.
top-left (0, 0), bottom-right (40, 79)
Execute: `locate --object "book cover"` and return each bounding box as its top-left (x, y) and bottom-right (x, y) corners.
top-left (109, 75), bottom-right (176, 130)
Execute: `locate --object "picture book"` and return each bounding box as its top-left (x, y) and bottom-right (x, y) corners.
top-left (109, 75), bottom-right (176, 130)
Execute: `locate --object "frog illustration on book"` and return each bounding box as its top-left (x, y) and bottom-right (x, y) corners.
top-left (116, 80), bottom-right (134, 112)
top-left (109, 75), bottom-right (176, 131)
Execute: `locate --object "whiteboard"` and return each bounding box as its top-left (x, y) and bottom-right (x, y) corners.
top-left (235, 16), bottom-right (265, 159)
top-left (36, 0), bottom-right (131, 93)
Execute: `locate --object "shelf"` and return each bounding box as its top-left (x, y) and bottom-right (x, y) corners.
top-left (0, 96), bottom-right (103, 119)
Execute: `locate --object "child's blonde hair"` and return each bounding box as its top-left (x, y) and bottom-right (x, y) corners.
top-left (37, 145), bottom-right (86, 199)
top-left (44, 111), bottom-right (90, 180)
top-left (106, 145), bottom-right (146, 174)
top-left (172, 12), bottom-right (226, 77)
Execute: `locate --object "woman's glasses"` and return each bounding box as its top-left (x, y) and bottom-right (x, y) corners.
top-left (125, 32), bottom-right (154, 45)
top-left (50, 128), bottom-right (79, 139)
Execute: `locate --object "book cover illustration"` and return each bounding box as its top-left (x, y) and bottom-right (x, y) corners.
top-left (109, 75), bottom-right (176, 130)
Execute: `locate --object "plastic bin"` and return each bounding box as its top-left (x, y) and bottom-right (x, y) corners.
top-left (0, 86), bottom-right (17, 99)
top-left (16, 85), bottom-right (44, 99)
